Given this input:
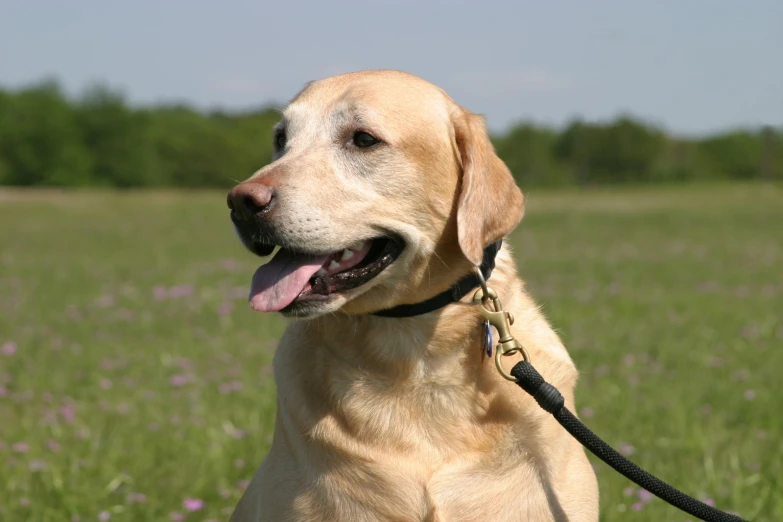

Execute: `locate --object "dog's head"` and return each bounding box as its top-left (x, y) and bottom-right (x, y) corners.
top-left (228, 70), bottom-right (525, 318)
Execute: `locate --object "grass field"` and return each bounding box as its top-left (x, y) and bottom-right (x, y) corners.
top-left (1, 183), bottom-right (781, 522)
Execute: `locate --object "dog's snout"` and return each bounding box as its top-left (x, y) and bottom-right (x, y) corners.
top-left (227, 183), bottom-right (276, 220)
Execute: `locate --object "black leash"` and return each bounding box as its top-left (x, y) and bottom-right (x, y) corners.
top-left (509, 360), bottom-right (748, 522)
top-left (370, 238), bottom-right (748, 521)
top-left (465, 253), bottom-right (747, 521)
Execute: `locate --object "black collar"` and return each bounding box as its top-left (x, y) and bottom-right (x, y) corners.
top-left (371, 240), bottom-right (503, 318)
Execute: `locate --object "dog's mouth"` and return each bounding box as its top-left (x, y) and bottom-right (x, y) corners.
top-left (247, 237), bottom-right (404, 313)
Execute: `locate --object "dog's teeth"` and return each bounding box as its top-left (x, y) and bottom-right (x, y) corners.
top-left (315, 268), bottom-right (327, 277)
top-left (329, 260), bottom-right (340, 270)
top-left (341, 248), bottom-right (354, 261)
top-left (350, 241), bottom-right (366, 251)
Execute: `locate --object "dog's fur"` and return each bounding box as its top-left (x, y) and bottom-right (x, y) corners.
top-left (228, 70), bottom-right (599, 521)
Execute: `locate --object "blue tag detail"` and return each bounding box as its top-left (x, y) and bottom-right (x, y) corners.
top-left (483, 321), bottom-right (493, 357)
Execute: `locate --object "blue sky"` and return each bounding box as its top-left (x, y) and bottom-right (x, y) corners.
top-left (1, 1), bottom-right (781, 136)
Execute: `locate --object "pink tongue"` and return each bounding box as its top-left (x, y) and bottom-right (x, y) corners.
top-left (249, 250), bottom-right (330, 312)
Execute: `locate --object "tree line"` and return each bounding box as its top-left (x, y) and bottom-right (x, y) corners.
top-left (1, 79), bottom-right (781, 188)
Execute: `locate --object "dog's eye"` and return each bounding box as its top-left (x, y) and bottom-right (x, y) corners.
top-left (352, 131), bottom-right (380, 149)
top-left (274, 131), bottom-right (287, 151)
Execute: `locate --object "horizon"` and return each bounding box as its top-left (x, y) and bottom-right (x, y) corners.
top-left (2, 1), bottom-right (781, 139)
top-left (4, 73), bottom-right (779, 141)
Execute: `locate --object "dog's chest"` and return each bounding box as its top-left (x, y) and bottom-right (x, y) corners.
top-left (262, 328), bottom-right (557, 521)
top-left (272, 450), bottom-right (543, 522)
top-left (292, 390), bottom-right (535, 521)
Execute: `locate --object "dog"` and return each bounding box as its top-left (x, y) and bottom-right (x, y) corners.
top-left (226, 70), bottom-right (599, 521)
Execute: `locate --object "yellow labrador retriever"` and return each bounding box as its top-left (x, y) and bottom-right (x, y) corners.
top-left (226, 70), bottom-right (598, 521)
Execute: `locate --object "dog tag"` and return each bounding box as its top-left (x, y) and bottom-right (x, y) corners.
top-left (482, 320), bottom-right (493, 357)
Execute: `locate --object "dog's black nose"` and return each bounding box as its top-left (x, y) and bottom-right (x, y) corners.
top-left (227, 182), bottom-right (276, 220)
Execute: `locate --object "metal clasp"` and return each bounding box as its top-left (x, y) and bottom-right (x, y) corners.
top-left (473, 270), bottom-right (530, 381)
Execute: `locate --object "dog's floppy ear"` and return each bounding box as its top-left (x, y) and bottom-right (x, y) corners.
top-left (452, 109), bottom-right (525, 265)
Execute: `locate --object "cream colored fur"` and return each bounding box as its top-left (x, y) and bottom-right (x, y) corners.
top-left (228, 70), bottom-right (599, 521)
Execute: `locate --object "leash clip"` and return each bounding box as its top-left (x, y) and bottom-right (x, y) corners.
top-left (472, 269), bottom-right (530, 381)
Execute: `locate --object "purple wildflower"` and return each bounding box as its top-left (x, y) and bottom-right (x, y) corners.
top-left (637, 489), bottom-right (654, 503)
top-left (12, 442), bottom-right (29, 453)
top-left (169, 374), bottom-right (188, 386)
top-left (60, 405), bottom-right (76, 424)
top-left (732, 370), bottom-right (750, 381)
top-left (183, 498), bottom-right (205, 511)
top-left (169, 284), bottom-right (194, 298)
top-left (219, 380), bottom-right (244, 394)
top-left (1, 342), bottom-right (17, 356)
top-left (29, 459), bottom-right (46, 471)
top-left (126, 492), bottom-right (147, 504)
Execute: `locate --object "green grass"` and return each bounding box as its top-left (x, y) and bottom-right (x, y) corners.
top-left (1, 182), bottom-right (781, 521)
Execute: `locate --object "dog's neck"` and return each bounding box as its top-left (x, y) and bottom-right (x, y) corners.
top-left (272, 247), bottom-right (535, 457)
top-left (272, 245), bottom-right (580, 459)
top-left (291, 244), bottom-right (522, 384)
